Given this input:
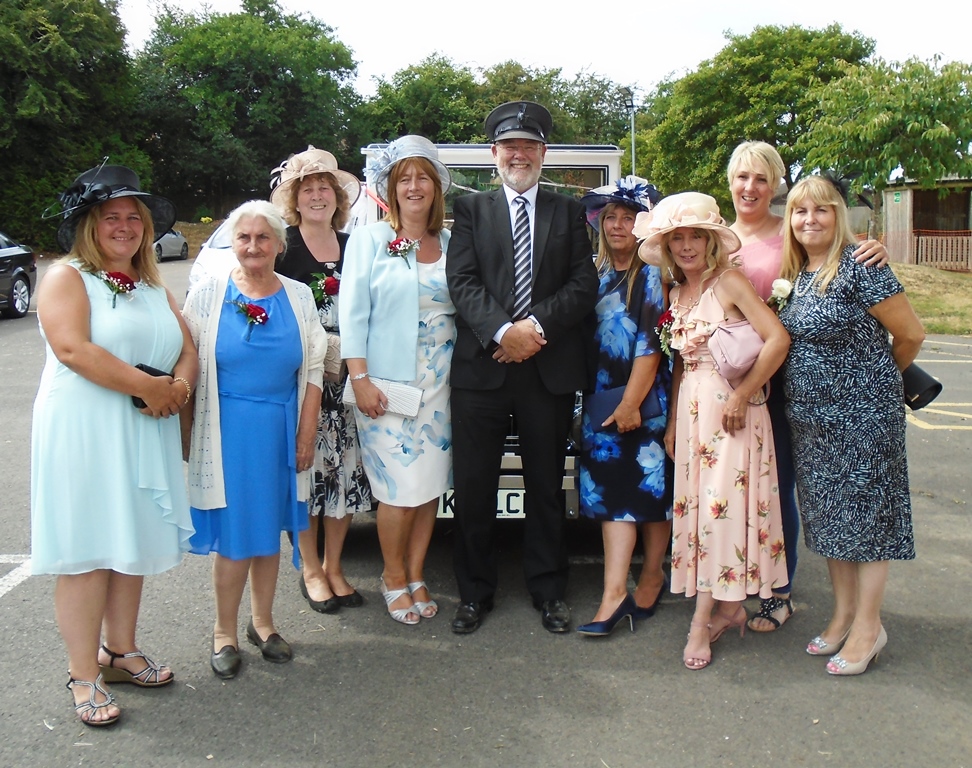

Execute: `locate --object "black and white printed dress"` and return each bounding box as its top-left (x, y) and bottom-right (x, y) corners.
top-left (277, 227), bottom-right (371, 519)
top-left (779, 246), bottom-right (914, 562)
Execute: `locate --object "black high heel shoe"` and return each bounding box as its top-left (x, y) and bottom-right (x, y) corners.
top-left (576, 594), bottom-right (638, 637)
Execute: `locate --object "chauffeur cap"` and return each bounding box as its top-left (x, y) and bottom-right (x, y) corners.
top-left (485, 101), bottom-right (553, 144)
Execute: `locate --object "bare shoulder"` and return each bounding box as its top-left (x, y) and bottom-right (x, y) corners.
top-left (717, 267), bottom-right (758, 297)
top-left (37, 262), bottom-right (85, 300)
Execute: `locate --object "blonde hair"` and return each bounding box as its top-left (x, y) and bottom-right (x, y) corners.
top-left (595, 203), bottom-right (641, 309)
top-left (781, 176), bottom-right (858, 294)
top-left (659, 228), bottom-right (726, 286)
top-left (384, 157), bottom-right (445, 234)
top-left (727, 141), bottom-right (786, 192)
top-left (65, 198), bottom-right (162, 286)
top-left (278, 171), bottom-right (350, 230)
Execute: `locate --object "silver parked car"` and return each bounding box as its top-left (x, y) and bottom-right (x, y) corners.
top-left (155, 229), bottom-right (189, 261)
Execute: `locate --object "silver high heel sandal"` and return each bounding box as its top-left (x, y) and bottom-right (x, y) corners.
top-left (381, 578), bottom-right (420, 625)
top-left (408, 580), bottom-right (438, 618)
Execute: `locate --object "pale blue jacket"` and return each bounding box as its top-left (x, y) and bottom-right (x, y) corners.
top-left (339, 221), bottom-right (451, 382)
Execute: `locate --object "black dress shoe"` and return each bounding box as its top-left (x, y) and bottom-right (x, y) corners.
top-left (210, 643), bottom-right (242, 679)
top-left (246, 621), bottom-right (293, 663)
top-left (451, 598), bottom-right (494, 634)
top-left (300, 575), bottom-right (340, 614)
top-left (537, 599), bottom-right (571, 633)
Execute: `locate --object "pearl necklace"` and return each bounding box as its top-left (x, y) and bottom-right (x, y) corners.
top-left (794, 269), bottom-right (818, 297)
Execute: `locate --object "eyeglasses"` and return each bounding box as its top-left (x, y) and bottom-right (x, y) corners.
top-left (495, 142), bottom-right (543, 155)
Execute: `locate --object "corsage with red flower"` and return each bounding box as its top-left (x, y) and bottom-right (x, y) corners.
top-left (656, 308), bottom-right (675, 358)
top-left (310, 271), bottom-right (340, 307)
top-left (226, 299), bottom-right (269, 340)
top-left (387, 237), bottom-right (418, 267)
top-left (100, 271), bottom-right (137, 308)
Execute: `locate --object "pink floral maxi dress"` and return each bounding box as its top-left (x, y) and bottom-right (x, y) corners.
top-left (669, 285), bottom-right (788, 600)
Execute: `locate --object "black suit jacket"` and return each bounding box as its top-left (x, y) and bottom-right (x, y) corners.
top-left (447, 187), bottom-right (597, 394)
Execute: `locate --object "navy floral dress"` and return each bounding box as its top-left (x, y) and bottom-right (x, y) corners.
top-left (780, 246), bottom-right (914, 562)
top-left (580, 264), bottom-right (673, 522)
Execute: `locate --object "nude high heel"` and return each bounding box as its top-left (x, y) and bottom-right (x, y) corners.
top-left (826, 626), bottom-right (887, 676)
top-left (806, 628), bottom-right (850, 656)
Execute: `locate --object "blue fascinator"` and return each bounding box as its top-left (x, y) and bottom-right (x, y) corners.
top-left (580, 175), bottom-right (661, 231)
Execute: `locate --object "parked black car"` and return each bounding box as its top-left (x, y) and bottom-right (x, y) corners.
top-left (0, 231), bottom-right (36, 318)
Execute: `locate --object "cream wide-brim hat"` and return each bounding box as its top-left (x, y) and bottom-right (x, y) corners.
top-left (269, 146), bottom-right (361, 209)
top-left (633, 192), bottom-right (741, 266)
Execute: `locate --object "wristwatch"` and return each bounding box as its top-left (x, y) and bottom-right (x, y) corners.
top-left (531, 318), bottom-right (545, 338)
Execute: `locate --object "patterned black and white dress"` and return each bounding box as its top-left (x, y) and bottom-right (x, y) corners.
top-left (779, 246), bottom-right (914, 562)
top-left (277, 227), bottom-right (371, 519)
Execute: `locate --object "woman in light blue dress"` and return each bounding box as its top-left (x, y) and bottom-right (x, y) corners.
top-left (32, 165), bottom-right (197, 727)
top-left (341, 136), bottom-right (454, 625)
top-left (183, 200), bottom-right (326, 679)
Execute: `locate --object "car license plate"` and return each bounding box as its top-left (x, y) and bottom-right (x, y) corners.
top-left (436, 489), bottom-right (527, 519)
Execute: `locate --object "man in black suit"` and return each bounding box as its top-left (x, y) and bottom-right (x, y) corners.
top-left (446, 101), bottom-right (598, 634)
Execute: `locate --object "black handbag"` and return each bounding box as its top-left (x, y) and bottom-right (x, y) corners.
top-left (131, 363), bottom-right (171, 408)
top-left (902, 363), bottom-right (942, 411)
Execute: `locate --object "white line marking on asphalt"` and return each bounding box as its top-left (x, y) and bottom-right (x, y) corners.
top-left (0, 555), bottom-right (31, 598)
top-left (907, 414), bottom-right (972, 430)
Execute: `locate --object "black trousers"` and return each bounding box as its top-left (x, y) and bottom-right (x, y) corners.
top-left (451, 359), bottom-right (574, 604)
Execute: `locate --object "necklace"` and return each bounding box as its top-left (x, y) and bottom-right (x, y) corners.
top-left (794, 269), bottom-right (817, 297)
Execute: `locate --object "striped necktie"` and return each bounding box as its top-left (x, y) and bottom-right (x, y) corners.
top-left (512, 196), bottom-right (532, 320)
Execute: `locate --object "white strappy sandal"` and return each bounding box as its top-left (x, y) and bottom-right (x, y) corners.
top-left (408, 580), bottom-right (438, 619)
top-left (380, 578), bottom-right (420, 625)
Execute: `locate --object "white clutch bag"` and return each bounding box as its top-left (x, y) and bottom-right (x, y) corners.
top-left (342, 376), bottom-right (423, 418)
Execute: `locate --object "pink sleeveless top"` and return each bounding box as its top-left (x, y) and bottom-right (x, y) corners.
top-left (733, 234), bottom-right (783, 302)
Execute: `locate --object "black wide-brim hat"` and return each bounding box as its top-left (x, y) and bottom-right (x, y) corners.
top-left (55, 165), bottom-right (177, 252)
top-left (485, 101), bottom-right (552, 144)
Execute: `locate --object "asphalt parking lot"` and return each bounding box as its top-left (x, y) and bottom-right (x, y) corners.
top-left (0, 258), bottom-right (969, 767)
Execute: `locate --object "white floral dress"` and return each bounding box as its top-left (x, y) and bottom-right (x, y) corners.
top-left (354, 254), bottom-right (455, 506)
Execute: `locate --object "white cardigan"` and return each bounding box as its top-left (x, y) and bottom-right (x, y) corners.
top-left (182, 271), bottom-right (327, 510)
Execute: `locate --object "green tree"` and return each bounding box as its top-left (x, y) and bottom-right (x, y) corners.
top-left (799, 56), bottom-right (972, 207)
top-left (638, 24), bottom-right (874, 212)
top-left (478, 62), bottom-right (632, 145)
top-left (135, 0), bottom-right (358, 217)
top-left (357, 55), bottom-right (481, 144)
top-left (0, 0), bottom-right (146, 249)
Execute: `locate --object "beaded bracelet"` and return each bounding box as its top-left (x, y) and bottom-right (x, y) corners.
top-left (351, 372), bottom-right (369, 381)
top-left (174, 376), bottom-right (192, 406)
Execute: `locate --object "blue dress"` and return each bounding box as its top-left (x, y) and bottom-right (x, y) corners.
top-left (189, 279), bottom-right (308, 562)
top-left (580, 264), bottom-right (673, 523)
top-left (780, 247), bottom-right (914, 562)
top-left (31, 265), bottom-right (193, 575)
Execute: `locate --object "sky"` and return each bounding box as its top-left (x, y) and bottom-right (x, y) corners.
top-left (118, 1), bottom-right (967, 99)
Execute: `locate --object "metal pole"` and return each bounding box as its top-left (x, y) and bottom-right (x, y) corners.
top-left (622, 88), bottom-right (636, 176)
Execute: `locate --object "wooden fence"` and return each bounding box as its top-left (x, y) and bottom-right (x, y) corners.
top-left (913, 232), bottom-right (972, 272)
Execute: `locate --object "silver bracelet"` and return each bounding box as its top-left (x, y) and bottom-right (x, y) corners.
top-left (351, 372), bottom-right (369, 381)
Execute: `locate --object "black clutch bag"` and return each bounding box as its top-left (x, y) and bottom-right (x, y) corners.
top-left (586, 385), bottom-right (663, 433)
top-left (902, 363), bottom-right (942, 411)
top-left (132, 363), bottom-right (172, 408)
